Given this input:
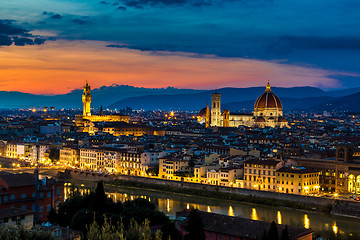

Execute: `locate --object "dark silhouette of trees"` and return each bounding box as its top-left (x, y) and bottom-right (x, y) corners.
top-left (267, 221), bottom-right (279, 240)
top-left (184, 209), bottom-right (206, 240)
top-left (48, 181), bottom-right (171, 238)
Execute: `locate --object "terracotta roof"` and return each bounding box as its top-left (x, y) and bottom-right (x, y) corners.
top-left (244, 158), bottom-right (280, 166)
top-left (255, 117), bottom-right (265, 122)
top-left (254, 87), bottom-right (283, 110)
top-left (0, 172), bottom-right (35, 188)
top-left (0, 208), bottom-right (33, 219)
top-left (277, 166), bottom-right (320, 174)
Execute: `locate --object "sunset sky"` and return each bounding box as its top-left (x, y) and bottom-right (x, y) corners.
top-left (0, 0), bottom-right (359, 94)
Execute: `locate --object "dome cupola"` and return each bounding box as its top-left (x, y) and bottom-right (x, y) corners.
top-left (254, 81), bottom-right (282, 110)
top-left (253, 81), bottom-right (283, 118)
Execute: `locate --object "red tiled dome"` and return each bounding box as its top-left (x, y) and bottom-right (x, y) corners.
top-left (254, 81), bottom-right (283, 110)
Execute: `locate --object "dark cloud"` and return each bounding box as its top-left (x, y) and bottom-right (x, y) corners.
top-left (119, 0), bottom-right (211, 8)
top-left (106, 44), bottom-right (177, 51)
top-left (34, 38), bottom-right (46, 45)
top-left (116, 0), bottom-right (270, 8)
top-left (73, 19), bottom-right (90, 25)
top-left (0, 35), bottom-right (12, 46)
top-left (0, 20), bottom-right (28, 35)
top-left (12, 37), bottom-right (35, 46)
top-left (51, 14), bottom-right (62, 20)
top-left (100, 1), bottom-right (110, 5)
top-left (0, 19), bottom-right (46, 46)
top-left (117, 6), bottom-right (127, 10)
top-left (42, 11), bottom-right (63, 20)
top-left (267, 36), bottom-right (360, 54)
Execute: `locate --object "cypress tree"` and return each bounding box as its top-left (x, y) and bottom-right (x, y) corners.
top-left (267, 221), bottom-right (279, 240)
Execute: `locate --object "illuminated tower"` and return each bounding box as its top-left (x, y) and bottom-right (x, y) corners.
top-left (205, 103), bottom-right (210, 128)
top-left (211, 92), bottom-right (221, 127)
top-left (82, 82), bottom-right (92, 116)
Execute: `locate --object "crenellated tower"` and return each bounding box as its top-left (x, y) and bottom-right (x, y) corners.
top-left (82, 81), bottom-right (92, 116)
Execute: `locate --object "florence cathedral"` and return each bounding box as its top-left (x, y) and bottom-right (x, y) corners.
top-left (198, 81), bottom-right (289, 128)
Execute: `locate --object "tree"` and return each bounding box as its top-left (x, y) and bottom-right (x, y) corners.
top-left (49, 148), bottom-right (60, 162)
top-left (154, 230), bottom-right (162, 240)
top-left (121, 198), bottom-right (168, 227)
top-left (280, 225), bottom-right (290, 240)
top-left (87, 217), bottom-right (101, 240)
top-left (70, 208), bottom-right (95, 234)
top-left (161, 222), bottom-right (181, 240)
top-left (126, 218), bottom-right (153, 240)
top-left (184, 209), bottom-right (206, 240)
top-left (267, 221), bottom-right (279, 240)
top-left (188, 159), bottom-right (195, 170)
top-left (0, 225), bottom-right (54, 240)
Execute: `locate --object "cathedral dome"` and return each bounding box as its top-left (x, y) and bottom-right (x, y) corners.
top-left (254, 81), bottom-right (282, 110)
top-left (198, 107), bottom-right (207, 117)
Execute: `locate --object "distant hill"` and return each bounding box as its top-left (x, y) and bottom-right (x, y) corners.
top-left (108, 86), bottom-right (342, 111)
top-left (312, 92), bottom-right (360, 112)
top-left (1, 84), bottom-right (360, 112)
top-left (108, 86), bottom-right (329, 111)
top-left (0, 85), bottom-right (202, 109)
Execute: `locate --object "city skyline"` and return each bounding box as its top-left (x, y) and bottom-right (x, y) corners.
top-left (0, 1), bottom-right (359, 94)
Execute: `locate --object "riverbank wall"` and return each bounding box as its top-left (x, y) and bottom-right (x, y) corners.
top-left (59, 169), bottom-right (360, 217)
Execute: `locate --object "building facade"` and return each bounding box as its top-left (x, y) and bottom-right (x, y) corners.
top-left (0, 173), bottom-right (64, 221)
top-left (276, 167), bottom-right (320, 195)
top-left (244, 159), bottom-right (280, 191)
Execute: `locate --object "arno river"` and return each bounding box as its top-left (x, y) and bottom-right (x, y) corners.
top-left (65, 182), bottom-right (360, 237)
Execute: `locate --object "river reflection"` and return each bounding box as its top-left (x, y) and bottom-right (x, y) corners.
top-left (64, 183), bottom-right (360, 236)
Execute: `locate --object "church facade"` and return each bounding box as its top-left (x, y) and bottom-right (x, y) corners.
top-left (199, 81), bottom-right (289, 128)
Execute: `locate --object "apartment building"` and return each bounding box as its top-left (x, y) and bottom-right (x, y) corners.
top-left (276, 166), bottom-right (320, 195)
top-left (244, 159), bottom-right (280, 191)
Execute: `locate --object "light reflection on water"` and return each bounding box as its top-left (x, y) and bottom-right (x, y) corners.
top-left (64, 184), bottom-right (360, 236)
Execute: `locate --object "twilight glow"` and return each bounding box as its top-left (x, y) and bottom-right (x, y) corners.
top-left (0, 0), bottom-right (359, 94)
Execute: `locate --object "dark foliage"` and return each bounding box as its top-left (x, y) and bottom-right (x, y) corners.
top-left (48, 181), bottom-right (169, 237)
top-left (267, 221), bottom-right (279, 240)
top-left (121, 198), bottom-right (168, 228)
top-left (184, 209), bottom-right (206, 240)
top-left (161, 221), bottom-right (181, 240)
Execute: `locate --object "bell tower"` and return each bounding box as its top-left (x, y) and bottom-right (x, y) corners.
top-left (211, 92), bottom-right (221, 127)
top-left (82, 81), bottom-right (92, 116)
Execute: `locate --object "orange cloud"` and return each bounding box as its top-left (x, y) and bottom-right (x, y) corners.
top-left (0, 40), bottom-right (350, 95)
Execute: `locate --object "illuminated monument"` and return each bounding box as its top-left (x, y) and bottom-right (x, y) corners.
top-left (82, 82), bottom-right (91, 117)
top-left (198, 81), bottom-right (289, 128)
top-left (75, 82), bottom-right (129, 132)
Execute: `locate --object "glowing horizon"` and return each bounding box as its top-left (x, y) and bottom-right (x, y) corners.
top-left (0, 40), bottom-right (355, 95)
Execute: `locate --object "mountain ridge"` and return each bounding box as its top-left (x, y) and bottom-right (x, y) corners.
top-left (0, 84), bottom-right (360, 112)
